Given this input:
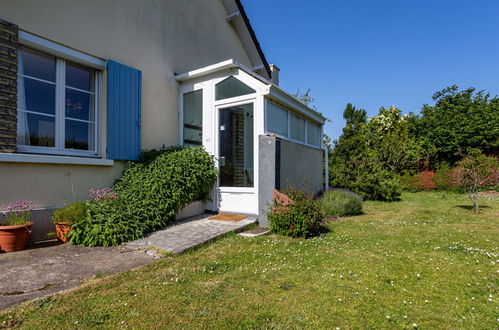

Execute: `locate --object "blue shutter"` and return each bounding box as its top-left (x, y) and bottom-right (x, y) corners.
top-left (107, 60), bottom-right (141, 160)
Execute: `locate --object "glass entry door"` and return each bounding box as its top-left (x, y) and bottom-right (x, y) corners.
top-left (218, 103), bottom-right (254, 188)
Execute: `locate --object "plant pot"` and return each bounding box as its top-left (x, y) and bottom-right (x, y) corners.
top-left (54, 222), bottom-right (71, 243)
top-left (0, 222), bottom-right (33, 252)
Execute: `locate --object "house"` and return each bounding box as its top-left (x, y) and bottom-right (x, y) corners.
top-left (0, 0), bottom-right (327, 241)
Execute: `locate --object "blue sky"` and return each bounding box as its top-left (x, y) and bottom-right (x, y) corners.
top-left (243, 0), bottom-right (499, 140)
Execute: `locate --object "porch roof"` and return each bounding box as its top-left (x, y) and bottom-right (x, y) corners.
top-left (174, 59), bottom-right (327, 125)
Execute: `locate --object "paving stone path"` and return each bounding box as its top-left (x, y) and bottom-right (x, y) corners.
top-left (0, 213), bottom-right (256, 311)
top-left (126, 213), bottom-right (257, 253)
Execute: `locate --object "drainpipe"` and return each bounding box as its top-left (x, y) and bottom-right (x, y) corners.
top-left (324, 147), bottom-right (329, 191)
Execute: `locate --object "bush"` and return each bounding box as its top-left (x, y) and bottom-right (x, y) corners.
top-left (354, 167), bottom-right (402, 201)
top-left (268, 189), bottom-right (322, 238)
top-left (399, 171), bottom-right (423, 192)
top-left (51, 202), bottom-right (86, 225)
top-left (69, 147), bottom-right (217, 246)
top-left (434, 163), bottom-right (455, 190)
top-left (321, 189), bottom-right (363, 217)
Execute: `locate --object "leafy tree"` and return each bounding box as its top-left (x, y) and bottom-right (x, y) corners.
top-left (415, 86), bottom-right (499, 165)
top-left (457, 149), bottom-right (498, 213)
top-left (367, 106), bottom-right (426, 173)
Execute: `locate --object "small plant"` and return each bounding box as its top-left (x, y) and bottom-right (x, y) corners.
top-left (1, 201), bottom-right (34, 226)
top-left (268, 188), bottom-right (323, 238)
top-left (321, 189), bottom-right (363, 217)
top-left (399, 171), bottom-right (423, 192)
top-left (51, 202), bottom-right (87, 225)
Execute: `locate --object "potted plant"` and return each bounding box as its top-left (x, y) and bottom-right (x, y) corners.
top-left (0, 201), bottom-right (34, 252)
top-left (51, 202), bottom-right (87, 243)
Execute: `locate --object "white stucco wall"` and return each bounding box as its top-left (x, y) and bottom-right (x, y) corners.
top-left (0, 0), bottom-right (258, 208)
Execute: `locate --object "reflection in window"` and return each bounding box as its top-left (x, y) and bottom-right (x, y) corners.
top-left (290, 113), bottom-right (305, 142)
top-left (17, 46), bottom-right (98, 153)
top-left (215, 76), bottom-right (255, 100)
top-left (17, 47), bottom-right (56, 147)
top-left (65, 61), bottom-right (96, 150)
top-left (183, 90), bottom-right (203, 146)
top-left (219, 103), bottom-right (254, 187)
top-left (266, 101), bottom-right (288, 136)
top-left (307, 121), bottom-right (321, 147)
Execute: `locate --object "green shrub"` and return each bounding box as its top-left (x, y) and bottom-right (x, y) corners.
top-left (321, 189), bottom-right (363, 217)
top-left (399, 171), bottom-right (423, 192)
top-left (434, 163), bottom-right (454, 190)
top-left (51, 202), bottom-right (86, 225)
top-left (69, 147), bottom-right (217, 246)
top-left (268, 189), bottom-right (323, 238)
top-left (354, 168), bottom-right (402, 201)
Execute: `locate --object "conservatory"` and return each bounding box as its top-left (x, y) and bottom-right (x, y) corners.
top-left (175, 60), bottom-right (327, 221)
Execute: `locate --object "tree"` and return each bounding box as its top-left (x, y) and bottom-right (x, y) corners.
top-left (457, 149), bottom-right (498, 213)
top-left (415, 86), bottom-right (499, 166)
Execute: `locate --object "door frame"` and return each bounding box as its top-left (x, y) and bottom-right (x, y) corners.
top-left (214, 97), bottom-right (258, 213)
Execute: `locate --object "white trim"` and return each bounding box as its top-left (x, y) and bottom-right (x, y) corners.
top-left (175, 59), bottom-right (326, 124)
top-left (0, 153), bottom-right (113, 166)
top-left (268, 133), bottom-right (324, 151)
top-left (19, 31), bottom-right (106, 69)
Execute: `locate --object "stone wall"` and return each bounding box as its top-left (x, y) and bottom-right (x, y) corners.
top-left (0, 18), bottom-right (17, 153)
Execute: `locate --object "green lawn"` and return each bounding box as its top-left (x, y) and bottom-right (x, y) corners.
top-left (2, 192), bottom-right (498, 329)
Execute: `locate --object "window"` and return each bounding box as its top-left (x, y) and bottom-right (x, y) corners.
top-left (290, 113), bottom-right (305, 142)
top-left (307, 121), bottom-right (321, 147)
top-left (266, 101), bottom-right (288, 136)
top-left (215, 76), bottom-right (255, 100)
top-left (17, 46), bottom-right (98, 155)
top-left (183, 90), bottom-right (203, 146)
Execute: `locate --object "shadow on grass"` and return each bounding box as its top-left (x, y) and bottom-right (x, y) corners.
top-left (456, 204), bottom-right (491, 210)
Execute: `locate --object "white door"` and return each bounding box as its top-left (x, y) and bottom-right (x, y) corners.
top-left (216, 100), bottom-right (257, 214)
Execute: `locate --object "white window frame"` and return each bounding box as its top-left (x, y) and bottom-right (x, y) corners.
top-left (17, 32), bottom-right (104, 158)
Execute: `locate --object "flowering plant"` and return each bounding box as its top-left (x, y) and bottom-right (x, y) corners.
top-left (1, 201), bottom-right (34, 226)
top-left (89, 188), bottom-right (119, 201)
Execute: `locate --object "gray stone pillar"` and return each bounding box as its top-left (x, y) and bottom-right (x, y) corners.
top-left (258, 135), bottom-right (278, 227)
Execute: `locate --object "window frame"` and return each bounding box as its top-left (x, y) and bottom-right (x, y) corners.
top-left (264, 99), bottom-right (323, 149)
top-left (17, 45), bottom-right (102, 158)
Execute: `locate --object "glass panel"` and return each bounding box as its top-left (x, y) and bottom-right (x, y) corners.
top-left (307, 121), bottom-right (321, 146)
top-left (19, 47), bottom-right (56, 82)
top-left (66, 61), bottom-right (94, 91)
top-left (65, 119), bottom-right (95, 150)
top-left (267, 101), bottom-right (288, 136)
top-left (21, 78), bottom-right (56, 115)
top-left (219, 103), bottom-right (254, 187)
top-left (215, 76), bottom-right (255, 100)
top-left (290, 113), bottom-right (305, 142)
top-left (18, 112), bottom-right (55, 147)
top-left (65, 88), bottom-right (94, 121)
top-left (183, 90), bottom-right (203, 146)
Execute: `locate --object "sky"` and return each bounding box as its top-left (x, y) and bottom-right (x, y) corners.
top-left (242, 0), bottom-right (499, 140)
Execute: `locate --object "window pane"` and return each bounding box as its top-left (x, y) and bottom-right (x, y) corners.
top-left (215, 76), bottom-right (255, 100)
top-left (65, 119), bottom-right (95, 150)
top-left (65, 88), bottom-right (95, 121)
top-left (183, 90), bottom-right (203, 146)
top-left (18, 112), bottom-right (55, 147)
top-left (20, 78), bottom-right (56, 115)
top-left (66, 61), bottom-right (94, 91)
top-left (219, 103), bottom-right (254, 187)
top-left (307, 121), bottom-right (321, 146)
top-left (19, 47), bottom-right (55, 82)
top-left (290, 113), bottom-right (305, 142)
top-left (266, 101), bottom-right (288, 136)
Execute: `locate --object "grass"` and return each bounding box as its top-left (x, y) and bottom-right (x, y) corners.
top-left (1, 192), bottom-right (498, 329)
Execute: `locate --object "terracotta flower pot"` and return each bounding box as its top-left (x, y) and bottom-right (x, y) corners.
top-left (55, 222), bottom-right (71, 243)
top-left (0, 222), bottom-right (33, 252)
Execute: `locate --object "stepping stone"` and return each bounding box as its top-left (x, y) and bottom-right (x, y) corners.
top-left (238, 228), bottom-right (270, 237)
